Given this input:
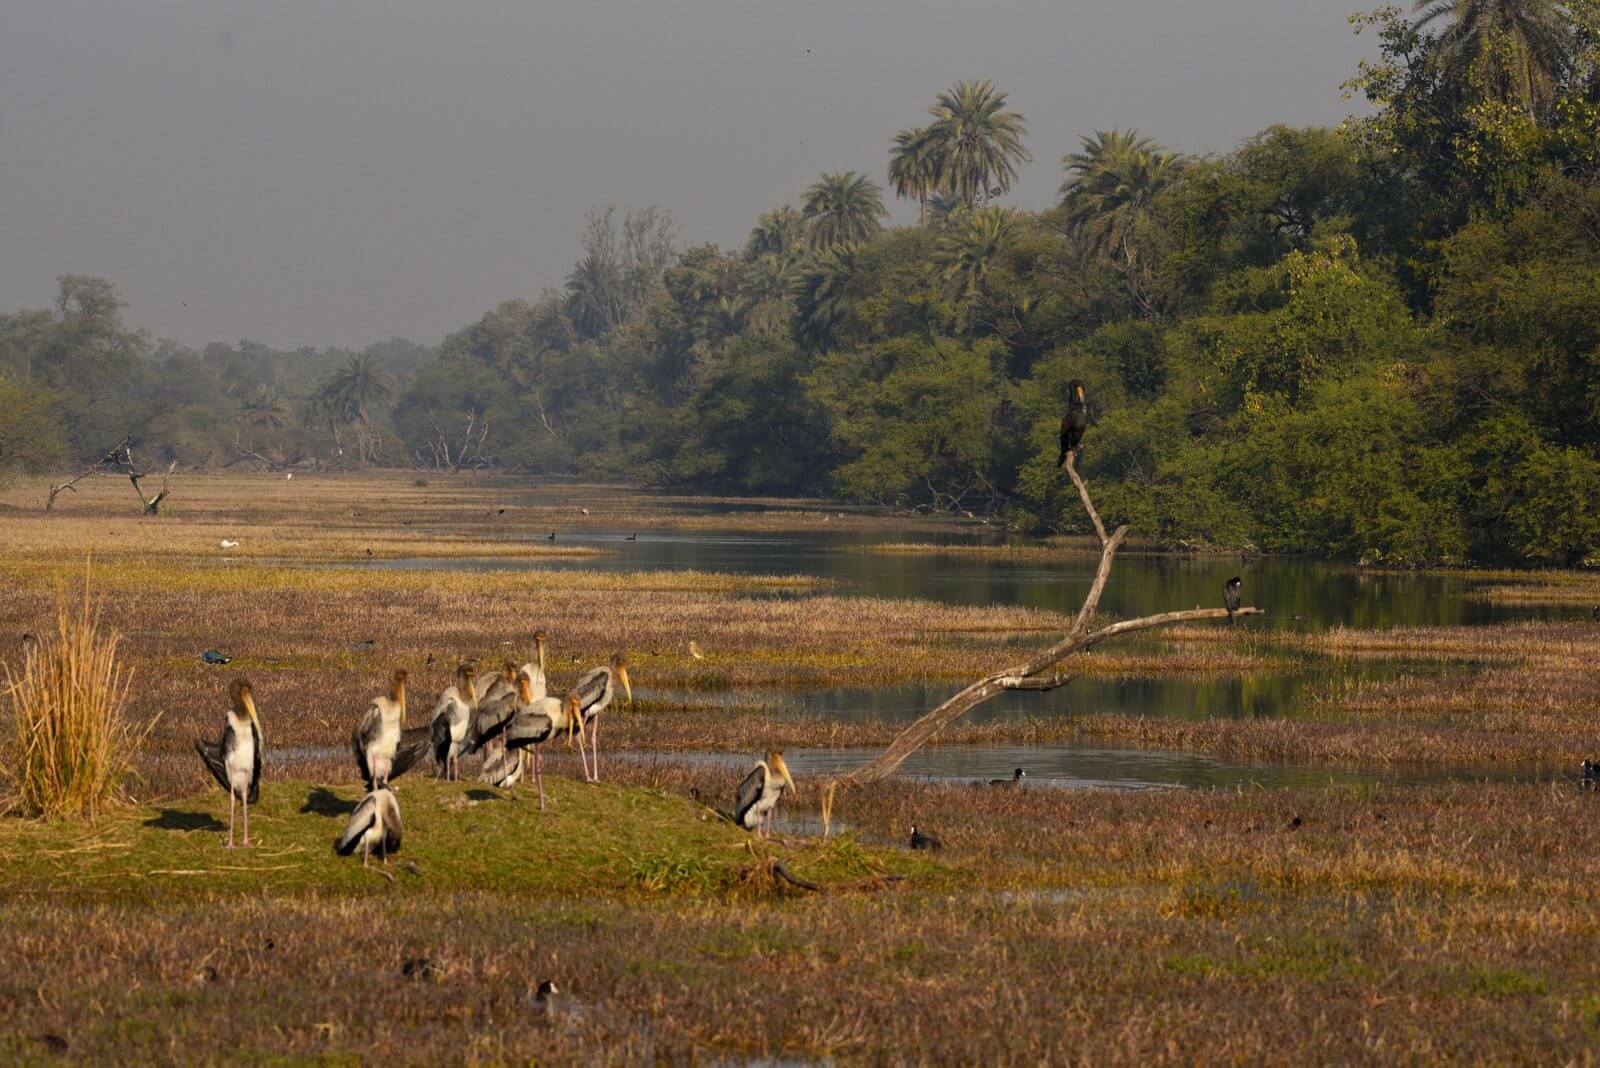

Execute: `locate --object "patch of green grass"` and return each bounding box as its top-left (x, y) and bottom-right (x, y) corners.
top-left (0, 777), bottom-right (908, 902)
top-left (1467, 966), bottom-right (1547, 997)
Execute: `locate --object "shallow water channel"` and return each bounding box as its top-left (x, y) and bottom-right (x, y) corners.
top-left (351, 519), bottom-right (1547, 791)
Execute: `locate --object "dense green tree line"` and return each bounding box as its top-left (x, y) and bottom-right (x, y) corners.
top-left (4, 4), bottom-right (1598, 564)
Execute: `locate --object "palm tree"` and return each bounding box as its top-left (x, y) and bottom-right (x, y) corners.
top-left (888, 126), bottom-right (944, 225)
top-left (240, 387), bottom-right (291, 430)
top-left (1059, 131), bottom-right (1186, 252)
top-left (935, 207), bottom-right (1020, 311)
top-left (800, 173), bottom-right (888, 250)
top-left (1059, 130), bottom-right (1186, 316)
top-left (1413, 0), bottom-right (1572, 117)
top-left (318, 354), bottom-right (393, 464)
top-left (746, 206), bottom-right (804, 258)
top-left (790, 244), bottom-right (862, 350)
top-left (926, 80), bottom-right (1030, 210)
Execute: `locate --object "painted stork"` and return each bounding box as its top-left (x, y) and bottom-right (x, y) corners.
top-left (352, 668), bottom-right (407, 790)
top-left (430, 663), bottom-right (478, 781)
top-left (335, 787), bottom-right (402, 866)
top-left (734, 750), bottom-right (795, 838)
top-left (194, 677), bottom-right (262, 848)
top-left (568, 653), bottom-right (632, 782)
top-left (473, 662), bottom-right (524, 788)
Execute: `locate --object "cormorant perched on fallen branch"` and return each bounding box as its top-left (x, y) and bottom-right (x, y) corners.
top-left (1057, 380), bottom-right (1089, 467)
top-left (1224, 576), bottom-right (1242, 624)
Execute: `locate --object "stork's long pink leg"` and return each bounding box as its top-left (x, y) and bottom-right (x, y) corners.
top-left (227, 789), bottom-right (236, 849)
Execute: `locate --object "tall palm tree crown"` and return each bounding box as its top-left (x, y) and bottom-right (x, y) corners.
top-left (888, 126), bottom-right (944, 224)
top-left (1412, 0), bottom-right (1573, 116)
top-left (800, 172), bottom-right (888, 251)
top-left (926, 80), bottom-right (1031, 210)
top-left (935, 207), bottom-right (1020, 308)
top-left (1058, 129), bottom-right (1186, 257)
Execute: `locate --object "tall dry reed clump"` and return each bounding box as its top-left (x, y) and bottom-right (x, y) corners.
top-left (1, 571), bottom-right (148, 819)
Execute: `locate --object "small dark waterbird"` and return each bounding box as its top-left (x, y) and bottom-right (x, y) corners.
top-left (1582, 760), bottom-right (1600, 791)
top-left (194, 678), bottom-right (262, 847)
top-left (989, 767), bottom-right (1027, 787)
top-left (909, 825), bottom-right (942, 851)
top-left (1057, 379), bottom-right (1089, 467)
top-left (200, 649), bottom-right (232, 665)
top-left (1224, 576), bottom-right (1242, 624)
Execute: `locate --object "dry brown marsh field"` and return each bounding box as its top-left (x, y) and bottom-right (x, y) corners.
top-left (2, 471), bottom-right (1600, 1063)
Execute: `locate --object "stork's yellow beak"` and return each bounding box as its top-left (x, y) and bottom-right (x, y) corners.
top-left (242, 691), bottom-right (261, 737)
top-left (773, 753), bottom-right (795, 792)
top-left (619, 666), bottom-right (633, 709)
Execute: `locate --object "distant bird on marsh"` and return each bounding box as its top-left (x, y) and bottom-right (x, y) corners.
top-left (194, 678), bottom-right (262, 847)
top-left (989, 767), bottom-right (1026, 787)
top-left (626, 533), bottom-right (638, 541)
top-left (218, 539), bottom-right (239, 550)
top-left (689, 640), bottom-right (705, 660)
top-left (200, 649), bottom-right (232, 665)
top-left (547, 532), bottom-right (556, 542)
top-left (909, 825), bottom-right (942, 850)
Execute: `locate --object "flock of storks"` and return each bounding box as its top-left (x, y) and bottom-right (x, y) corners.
top-left (194, 633), bottom-right (799, 864)
top-left (194, 380), bottom-right (1251, 861)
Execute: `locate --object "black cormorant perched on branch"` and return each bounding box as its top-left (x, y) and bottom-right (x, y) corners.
top-left (1224, 576), bottom-right (1242, 624)
top-left (1057, 380), bottom-right (1089, 467)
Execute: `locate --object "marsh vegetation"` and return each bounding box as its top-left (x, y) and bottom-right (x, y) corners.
top-left (0, 472), bottom-right (1596, 1061)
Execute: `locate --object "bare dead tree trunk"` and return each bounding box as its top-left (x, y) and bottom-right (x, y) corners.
top-left (46, 436), bottom-right (177, 515)
top-left (819, 454), bottom-right (1260, 833)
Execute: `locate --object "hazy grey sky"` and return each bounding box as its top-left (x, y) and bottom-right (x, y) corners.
top-left (1, 1), bottom-right (1373, 350)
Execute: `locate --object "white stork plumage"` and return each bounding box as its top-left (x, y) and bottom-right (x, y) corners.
top-left (352, 668), bottom-right (408, 790)
top-left (734, 750), bottom-right (795, 839)
top-left (430, 663), bottom-right (478, 781)
top-left (194, 677), bottom-right (263, 848)
top-left (335, 787), bottom-right (402, 866)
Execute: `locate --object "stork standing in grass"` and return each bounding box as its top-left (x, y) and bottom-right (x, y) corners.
top-left (474, 662), bottom-right (525, 788)
top-left (336, 787), bottom-right (402, 866)
top-left (734, 750), bottom-right (795, 839)
top-left (568, 653), bottom-right (632, 782)
top-left (194, 677), bottom-right (263, 848)
top-left (473, 667), bottom-right (568, 809)
top-left (353, 669), bottom-right (408, 790)
top-left (430, 663), bottom-right (478, 781)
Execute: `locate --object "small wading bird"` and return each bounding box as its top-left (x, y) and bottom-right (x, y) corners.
top-left (430, 663), bottom-right (478, 781)
top-left (910, 825), bottom-right (942, 851)
top-left (1057, 379), bottom-right (1089, 467)
top-left (989, 767), bottom-right (1027, 787)
top-left (568, 653), bottom-right (633, 782)
top-left (336, 787), bottom-right (402, 866)
top-left (735, 750), bottom-right (796, 838)
top-left (353, 668), bottom-right (410, 790)
top-left (194, 678), bottom-right (262, 848)
top-left (1224, 576), bottom-right (1242, 624)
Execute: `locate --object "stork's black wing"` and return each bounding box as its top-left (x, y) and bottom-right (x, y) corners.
top-left (431, 711), bottom-right (453, 766)
top-left (377, 790), bottom-right (403, 855)
top-left (571, 667), bottom-right (608, 718)
top-left (387, 726), bottom-right (433, 782)
top-left (247, 720), bottom-right (262, 805)
top-left (467, 690), bottom-right (518, 753)
top-left (335, 798), bottom-right (377, 855)
top-left (505, 707), bottom-right (554, 751)
top-left (733, 764), bottom-right (765, 828)
top-left (194, 731), bottom-right (230, 794)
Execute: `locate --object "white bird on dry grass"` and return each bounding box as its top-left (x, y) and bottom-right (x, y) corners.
top-left (218, 539), bottom-right (240, 550)
top-left (336, 787), bottom-right (402, 866)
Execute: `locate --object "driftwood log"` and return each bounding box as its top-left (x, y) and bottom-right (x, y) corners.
top-left (819, 455), bottom-right (1260, 833)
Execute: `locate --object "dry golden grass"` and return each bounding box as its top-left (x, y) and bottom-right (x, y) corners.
top-left (1, 568), bottom-right (148, 819)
